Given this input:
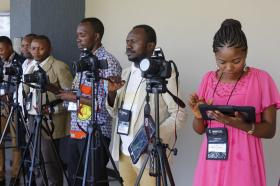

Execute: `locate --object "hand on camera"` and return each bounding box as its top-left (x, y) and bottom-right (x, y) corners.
top-left (188, 93), bottom-right (212, 119)
top-left (107, 76), bottom-right (125, 93)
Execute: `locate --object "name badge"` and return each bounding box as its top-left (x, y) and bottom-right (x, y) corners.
top-left (0, 83), bottom-right (6, 96)
top-left (117, 108), bottom-right (131, 135)
top-left (68, 102), bottom-right (77, 111)
top-left (25, 92), bottom-right (33, 111)
top-left (206, 127), bottom-right (228, 160)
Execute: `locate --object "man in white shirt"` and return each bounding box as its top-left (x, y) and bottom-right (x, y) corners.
top-left (107, 25), bottom-right (187, 186)
top-left (18, 34), bottom-right (37, 115)
top-left (7, 34), bottom-right (38, 186)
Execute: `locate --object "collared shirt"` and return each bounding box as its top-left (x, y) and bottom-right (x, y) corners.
top-left (70, 46), bottom-right (122, 139)
top-left (16, 59), bottom-right (37, 110)
top-left (27, 56), bottom-right (51, 115)
top-left (120, 64), bottom-right (143, 155)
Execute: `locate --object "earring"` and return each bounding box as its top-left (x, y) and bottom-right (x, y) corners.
top-left (243, 64), bottom-right (247, 72)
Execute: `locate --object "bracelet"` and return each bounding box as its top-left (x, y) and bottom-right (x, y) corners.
top-left (247, 123), bottom-right (255, 135)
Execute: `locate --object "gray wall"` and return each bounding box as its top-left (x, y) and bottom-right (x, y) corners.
top-left (10, 0), bottom-right (32, 38)
top-left (10, 0), bottom-right (85, 66)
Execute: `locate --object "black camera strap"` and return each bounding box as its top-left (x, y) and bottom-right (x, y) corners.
top-left (21, 82), bottom-right (29, 121)
top-left (120, 72), bottom-right (144, 111)
top-left (166, 61), bottom-right (185, 158)
top-left (167, 61), bottom-right (185, 108)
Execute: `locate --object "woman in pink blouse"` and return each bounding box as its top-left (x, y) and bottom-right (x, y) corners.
top-left (188, 19), bottom-right (280, 186)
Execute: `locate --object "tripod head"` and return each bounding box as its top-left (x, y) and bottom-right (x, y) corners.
top-left (73, 48), bottom-right (108, 81)
top-left (0, 59), bottom-right (23, 107)
top-left (24, 64), bottom-right (49, 92)
top-left (0, 58), bottom-right (23, 88)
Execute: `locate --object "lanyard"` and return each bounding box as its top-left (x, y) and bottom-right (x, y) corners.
top-left (212, 70), bottom-right (244, 105)
top-left (210, 70), bottom-right (244, 127)
top-left (121, 72), bottom-right (144, 111)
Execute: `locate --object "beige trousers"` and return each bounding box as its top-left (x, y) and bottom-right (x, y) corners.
top-left (119, 153), bottom-right (156, 186)
top-left (0, 110), bottom-right (21, 180)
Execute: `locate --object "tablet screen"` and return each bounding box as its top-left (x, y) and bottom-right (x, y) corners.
top-left (198, 104), bottom-right (256, 123)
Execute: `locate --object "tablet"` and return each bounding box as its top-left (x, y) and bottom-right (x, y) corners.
top-left (198, 104), bottom-right (256, 123)
top-left (128, 115), bottom-right (156, 164)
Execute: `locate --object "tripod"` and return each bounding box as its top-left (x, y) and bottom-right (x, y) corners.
top-left (0, 78), bottom-right (26, 147)
top-left (0, 78), bottom-right (29, 185)
top-left (73, 72), bottom-right (123, 186)
top-left (15, 82), bottom-right (69, 186)
top-left (135, 79), bottom-right (176, 186)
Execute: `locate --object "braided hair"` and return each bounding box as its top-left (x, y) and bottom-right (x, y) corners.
top-left (212, 19), bottom-right (247, 53)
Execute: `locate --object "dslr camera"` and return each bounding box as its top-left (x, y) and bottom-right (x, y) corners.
top-left (0, 59), bottom-right (23, 83)
top-left (24, 65), bottom-right (49, 88)
top-left (4, 59), bottom-right (23, 77)
top-left (139, 48), bottom-right (172, 79)
top-left (73, 48), bottom-right (108, 72)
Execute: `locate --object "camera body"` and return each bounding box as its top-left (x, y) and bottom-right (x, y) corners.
top-left (73, 48), bottom-right (108, 72)
top-left (24, 66), bottom-right (49, 87)
top-left (139, 48), bottom-right (172, 79)
top-left (4, 59), bottom-right (23, 77)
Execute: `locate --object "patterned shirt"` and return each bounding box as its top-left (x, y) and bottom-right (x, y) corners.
top-left (70, 46), bottom-right (122, 139)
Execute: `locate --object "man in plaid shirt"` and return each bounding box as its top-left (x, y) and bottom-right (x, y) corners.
top-left (58, 17), bottom-right (122, 186)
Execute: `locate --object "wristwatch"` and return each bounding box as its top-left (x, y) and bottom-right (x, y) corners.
top-left (247, 123), bottom-right (255, 135)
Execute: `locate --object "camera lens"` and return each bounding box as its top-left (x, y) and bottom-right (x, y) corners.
top-left (139, 59), bottom-right (151, 72)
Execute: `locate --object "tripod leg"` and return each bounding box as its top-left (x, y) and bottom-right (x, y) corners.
top-left (82, 127), bottom-right (93, 186)
top-left (162, 153), bottom-right (175, 186)
top-left (158, 145), bottom-right (175, 186)
top-left (42, 123), bottom-right (69, 185)
top-left (28, 116), bottom-right (40, 186)
top-left (134, 153), bottom-right (150, 186)
top-left (157, 146), bottom-right (167, 186)
top-left (36, 123), bottom-right (49, 186)
top-left (12, 131), bottom-right (34, 186)
top-left (16, 110), bottom-right (35, 186)
top-left (72, 138), bottom-right (88, 186)
top-left (28, 116), bottom-right (49, 186)
top-left (99, 131), bottom-right (123, 185)
top-left (0, 106), bottom-right (14, 144)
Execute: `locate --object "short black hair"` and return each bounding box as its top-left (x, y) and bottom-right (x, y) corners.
top-left (133, 24), bottom-right (157, 44)
top-left (213, 19), bottom-right (247, 53)
top-left (32, 35), bottom-right (51, 48)
top-left (80, 17), bottom-right (104, 39)
top-left (24, 33), bottom-right (37, 38)
top-left (0, 36), bottom-right (12, 46)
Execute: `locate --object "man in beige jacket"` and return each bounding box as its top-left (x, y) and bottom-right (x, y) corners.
top-left (24, 35), bottom-right (73, 186)
top-left (107, 25), bottom-right (187, 186)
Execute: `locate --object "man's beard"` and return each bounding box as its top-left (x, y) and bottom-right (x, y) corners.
top-left (127, 52), bottom-right (146, 67)
top-left (129, 56), bottom-right (145, 66)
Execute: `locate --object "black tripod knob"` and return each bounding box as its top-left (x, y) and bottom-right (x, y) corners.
top-left (168, 147), bottom-right (178, 156)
